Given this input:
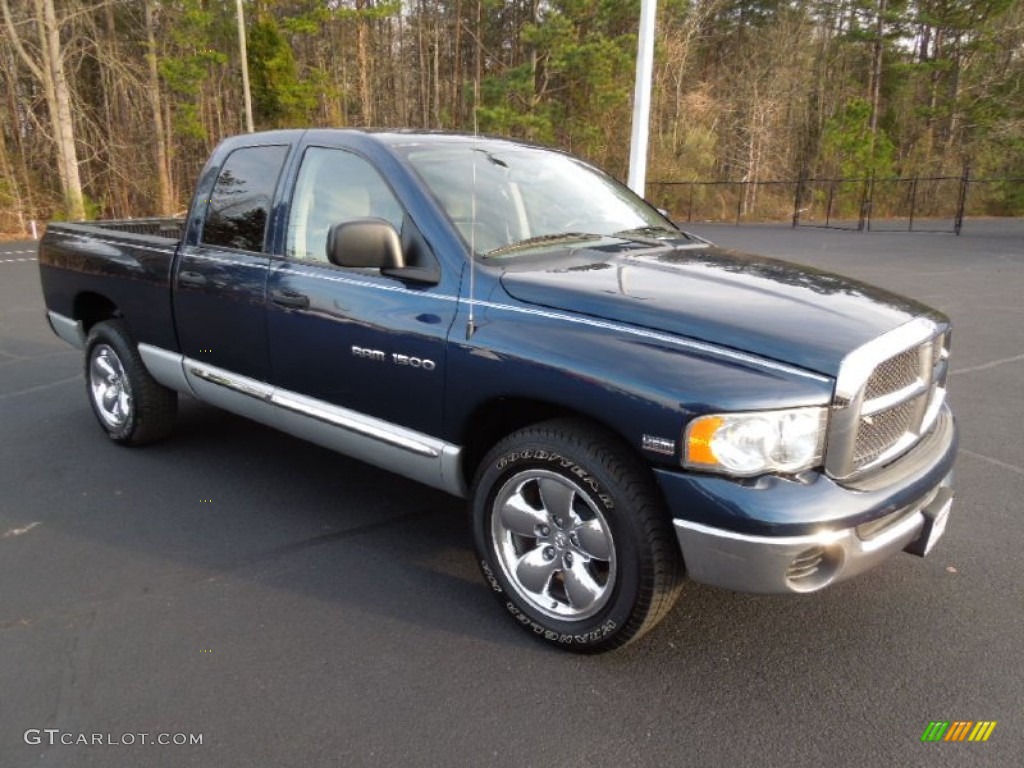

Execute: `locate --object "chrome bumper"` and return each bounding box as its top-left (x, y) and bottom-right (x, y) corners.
top-left (674, 472), bottom-right (954, 594)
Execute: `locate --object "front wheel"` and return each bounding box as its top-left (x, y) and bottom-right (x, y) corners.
top-left (471, 419), bottom-right (684, 653)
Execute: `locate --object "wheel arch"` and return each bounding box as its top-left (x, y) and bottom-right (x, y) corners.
top-left (459, 397), bottom-right (645, 486)
top-left (74, 292), bottom-right (121, 333)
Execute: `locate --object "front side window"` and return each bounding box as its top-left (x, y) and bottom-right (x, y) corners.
top-left (286, 147), bottom-right (404, 263)
top-left (201, 145), bottom-right (288, 252)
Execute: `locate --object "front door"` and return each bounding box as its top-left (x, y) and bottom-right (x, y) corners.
top-left (265, 146), bottom-right (455, 437)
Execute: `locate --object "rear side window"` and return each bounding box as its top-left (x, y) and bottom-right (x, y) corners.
top-left (201, 145), bottom-right (288, 252)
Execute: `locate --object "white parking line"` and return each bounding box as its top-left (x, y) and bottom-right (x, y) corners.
top-left (2, 521), bottom-right (42, 539)
top-left (0, 256), bottom-right (37, 264)
top-left (960, 449), bottom-right (1024, 477)
top-left (950, 353), bottom-right (1024, 376)
top-left (0, 375), bottom-right (80, 400)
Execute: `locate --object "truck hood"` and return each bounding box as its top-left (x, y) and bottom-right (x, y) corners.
top-left (498, 243), bottom-right (932, 376)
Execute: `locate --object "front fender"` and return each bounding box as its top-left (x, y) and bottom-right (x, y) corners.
top-left (443, 286), bottom-right (833, 467)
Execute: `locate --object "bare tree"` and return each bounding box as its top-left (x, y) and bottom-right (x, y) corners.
top-left (2, 0), bottom-right (85, 219)
top-left (145, 0), bottom-right (172, 214)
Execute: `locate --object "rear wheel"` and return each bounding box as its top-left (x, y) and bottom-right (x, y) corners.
top-left (84, 320), bottom-right (177, 445)
top-left (471, 419), bottom-right (684, 653)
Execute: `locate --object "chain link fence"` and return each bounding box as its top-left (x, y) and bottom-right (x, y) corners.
top-left (649, 169), bottom-right (1024, 234)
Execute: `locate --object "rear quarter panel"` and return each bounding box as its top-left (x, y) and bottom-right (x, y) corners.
top-left (39, 224), bottom-right (179, 350)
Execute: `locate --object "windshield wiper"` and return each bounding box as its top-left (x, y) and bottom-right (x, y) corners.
top-left (486, 232), bottom-right (601, 257)
top-left (611, 225), bottom-right (682, 244)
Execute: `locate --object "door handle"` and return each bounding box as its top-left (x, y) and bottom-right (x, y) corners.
top-left (178, 270), bottom-right (207, 288)
top-left (270, 289), bottom-right (310, 309)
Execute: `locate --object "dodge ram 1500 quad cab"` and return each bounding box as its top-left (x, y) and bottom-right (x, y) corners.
top-left (39, 130), bottom-right (957, 652)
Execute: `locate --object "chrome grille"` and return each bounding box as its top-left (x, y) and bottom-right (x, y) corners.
top-left (826, 317), bottom-right (950, 479)
top-left (863, 346), bottom-right (921, 400)
top-left (852, 396), bottom-right (921, 466)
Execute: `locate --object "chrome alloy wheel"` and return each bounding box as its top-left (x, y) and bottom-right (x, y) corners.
top-left (88, 344), bottom-right (133, 429)
top-left (491, 469), bottom-right (617, 621)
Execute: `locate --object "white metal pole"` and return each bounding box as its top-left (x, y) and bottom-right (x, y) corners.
top-left (627, 0), bottom-right (657, 197)
top-left (236, 0), bottom-right (254, 133)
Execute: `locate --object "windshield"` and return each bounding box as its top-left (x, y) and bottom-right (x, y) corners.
top-left (398, 142), bottom-right (683, 257)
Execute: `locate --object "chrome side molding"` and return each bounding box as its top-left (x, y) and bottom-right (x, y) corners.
top-left (189, 362), bottom-right (273, 401)
top-left (141, 352), bottom-right (467, 497)
top-left (271, 389), bottom-right (441, 459)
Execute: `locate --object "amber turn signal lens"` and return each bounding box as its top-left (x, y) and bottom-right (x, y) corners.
top-left (685, 415), bottom-right (723, 465)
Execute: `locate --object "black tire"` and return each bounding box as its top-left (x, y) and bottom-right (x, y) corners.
top-left (84, 320), bottom-right (177, 445)
top-left (471, 418), bottom-right (684, 653)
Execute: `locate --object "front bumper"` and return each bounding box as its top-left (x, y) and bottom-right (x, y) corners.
top-left (656, 404), bottom-right (957, 594)
top-left (674, 474), bottom-right (952, 592)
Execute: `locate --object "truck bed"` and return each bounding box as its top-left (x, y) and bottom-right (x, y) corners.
top-left (39, 218), bottom-right (185, 353)
top-left (46, 217), bottom-right (186, 243)
top-left (80, 217), bottom-right (186, 240)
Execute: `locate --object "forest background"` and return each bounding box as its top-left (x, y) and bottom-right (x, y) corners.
top-left (1, 0), bottom-right (1022, 233)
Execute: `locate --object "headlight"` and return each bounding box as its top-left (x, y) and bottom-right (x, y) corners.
top-left (684, 407), bottom-right (827, 476)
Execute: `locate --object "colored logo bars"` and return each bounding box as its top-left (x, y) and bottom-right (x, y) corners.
top-left (921, 721), bottom-right (997, 742)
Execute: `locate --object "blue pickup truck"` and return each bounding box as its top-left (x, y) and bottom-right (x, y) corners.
top-left (39, 130), bottom-right (957, 652)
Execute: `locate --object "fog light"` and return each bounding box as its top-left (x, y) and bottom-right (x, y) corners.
top-left (786, 545), bottom-right (842, 592)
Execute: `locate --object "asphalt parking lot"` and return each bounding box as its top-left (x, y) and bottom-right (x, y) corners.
top-left (1, 220), bottom-right (1022, 768)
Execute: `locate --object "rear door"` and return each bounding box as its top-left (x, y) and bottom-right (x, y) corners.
top-left (173, 143), bottom-right (289, 381)
top-left (265, 145), bottom-right (455, 436)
